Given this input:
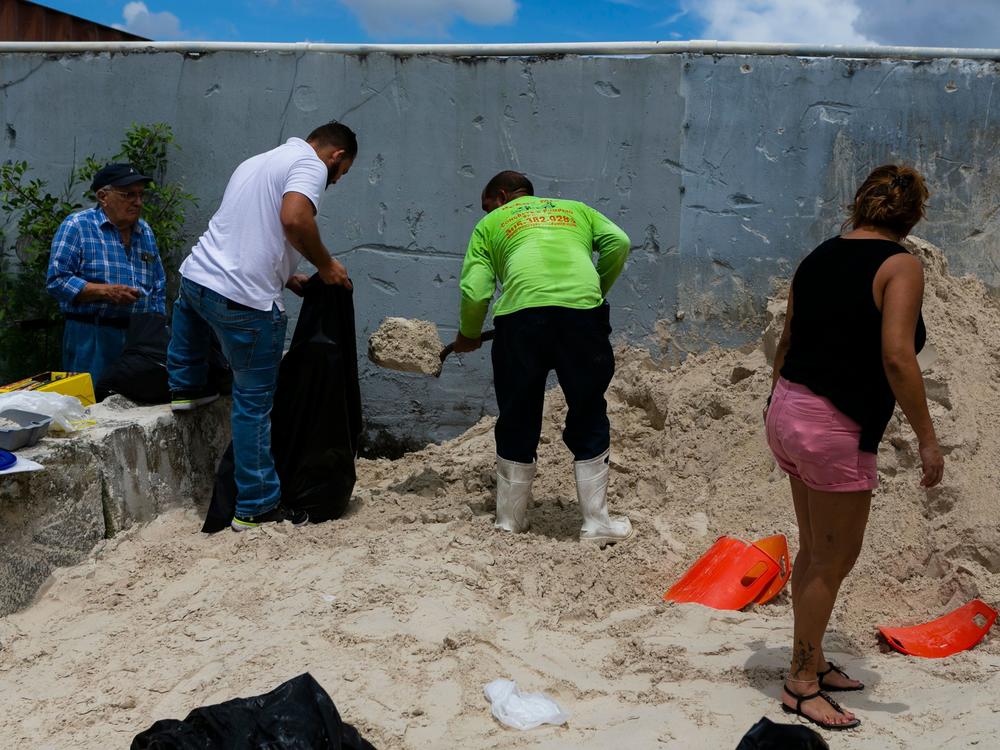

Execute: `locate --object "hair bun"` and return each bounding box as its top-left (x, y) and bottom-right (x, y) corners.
top-left (890, 172), bottom-right (913, 190)
top-left (848, 164), bottom-right (928, 236)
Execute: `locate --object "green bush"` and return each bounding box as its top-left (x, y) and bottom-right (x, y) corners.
top-left (0, 123), bottom-right (194, 383)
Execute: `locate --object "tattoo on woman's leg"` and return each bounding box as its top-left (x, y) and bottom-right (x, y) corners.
top-left (793, 639), bottom-right (816, 676)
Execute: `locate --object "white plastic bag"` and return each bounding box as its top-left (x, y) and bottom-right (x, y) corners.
top-left (483, 679), bottom-right (569, 730)
top-left (0, 391), bottom-right (88, 433)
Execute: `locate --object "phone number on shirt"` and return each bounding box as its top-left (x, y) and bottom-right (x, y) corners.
top-left (502, 212), bottom-right (578, 238)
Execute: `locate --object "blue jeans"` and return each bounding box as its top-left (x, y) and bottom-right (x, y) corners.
top-left (62, 318), bottom-right (127, 384)
top-left (167, 277), bottom-right (287, 518)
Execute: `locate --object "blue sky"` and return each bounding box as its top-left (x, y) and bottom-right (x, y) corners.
top-left (38, 1), bottom-right (1000, 48)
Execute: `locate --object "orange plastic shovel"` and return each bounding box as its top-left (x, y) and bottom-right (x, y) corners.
top-left (878, 599), bottom-right (998, 658)
top-left (664, 536), bottom-right (780, 610)
top-left (751, 534), bottom-right (792, 605)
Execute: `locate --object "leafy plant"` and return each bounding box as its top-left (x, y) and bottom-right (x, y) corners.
top-left (0, 162), bottom-right (82, 381)
top-left (80, 123), bottom-right (196, 273)
top-left (0, 123), bottom-right (195, 382)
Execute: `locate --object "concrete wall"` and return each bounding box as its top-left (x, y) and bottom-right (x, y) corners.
top-left (0, 398), bottom-right (229, 615)
top-left (2, 50), bottom-right (998, 447)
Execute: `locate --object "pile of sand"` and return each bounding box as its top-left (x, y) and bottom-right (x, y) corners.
top-left (595, 235), bottom-right (1000, 645)
top-left (1, 237), bottom-right (997, 748)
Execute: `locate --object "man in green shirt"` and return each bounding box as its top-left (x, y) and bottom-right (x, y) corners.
top-left (452, 171), bottom-right (633, 545)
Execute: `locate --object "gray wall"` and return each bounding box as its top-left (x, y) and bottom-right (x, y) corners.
top-left (2, 50), bottom-right (998, 448)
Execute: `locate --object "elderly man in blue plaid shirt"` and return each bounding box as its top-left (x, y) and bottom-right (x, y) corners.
top-left (46, 163), bottom-right (166, 384)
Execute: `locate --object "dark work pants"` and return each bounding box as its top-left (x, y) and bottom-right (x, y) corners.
top-left (491, 303), bottom-right (615, 463)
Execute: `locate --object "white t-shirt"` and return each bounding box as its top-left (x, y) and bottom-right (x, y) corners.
top-left (180, 137), bottom-right (327, 311)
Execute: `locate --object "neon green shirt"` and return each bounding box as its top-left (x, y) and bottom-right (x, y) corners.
top-left (458, 196), bottom-right (631, 338)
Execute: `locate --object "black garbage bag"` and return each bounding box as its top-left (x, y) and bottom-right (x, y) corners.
top-left (202, 277), bottom-right (361, 533)
top-left (203, 442), bottom-right (238, 533)
top-left (736, 716), bottom-right (829, 749)
top-left (131, 672), bottom-right (376, 750)
top-left (95, 313), bottom-right (171, 403)
top-left (95, 313), bottom-right (232, 404)
top-left (273, 275), bottom-right (362, 521)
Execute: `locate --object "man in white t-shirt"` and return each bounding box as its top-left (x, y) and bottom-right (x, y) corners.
top-left (166, 121), bottom-right (357, 531)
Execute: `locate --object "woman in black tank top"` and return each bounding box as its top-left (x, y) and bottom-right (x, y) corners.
top-left (765, 165), bottom-right (944, 731)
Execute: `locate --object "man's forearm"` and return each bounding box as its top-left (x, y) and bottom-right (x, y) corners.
top-left (73, 282), bottom-right (141, 306)
top-left (74, 282), bottom-right (109, 304)
top-left (284, 217), bottom-right (334, 272)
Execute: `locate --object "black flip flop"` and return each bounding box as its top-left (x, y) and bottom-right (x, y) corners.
top-left (781, 684), bottom-right (861, 731)
top-left (818, 661), bottom-right (865, 692)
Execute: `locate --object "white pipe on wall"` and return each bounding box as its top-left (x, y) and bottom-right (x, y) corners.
top-left (0, 40), bottom-right (998, 61)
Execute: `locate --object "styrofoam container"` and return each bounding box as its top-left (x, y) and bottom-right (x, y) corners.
top-left (0, 409), bottom-right (52, 451)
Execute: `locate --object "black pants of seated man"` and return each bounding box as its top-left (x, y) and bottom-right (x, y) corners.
top-left (491, 303), bottom-right (615, 464)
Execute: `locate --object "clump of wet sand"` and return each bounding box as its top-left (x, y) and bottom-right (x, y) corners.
top-left (368, 317), bottom-right (444, 375)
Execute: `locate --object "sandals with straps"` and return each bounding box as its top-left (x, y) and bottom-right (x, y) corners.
top-left (781, 683), bottom-right (862, 731)
top-left (818, 661), bottom-right (865, 692)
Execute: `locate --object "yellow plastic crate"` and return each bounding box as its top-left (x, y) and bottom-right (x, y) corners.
top-left (0, 371), bottom-right (96, 406)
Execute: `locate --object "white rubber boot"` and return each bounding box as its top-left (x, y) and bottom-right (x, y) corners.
top-left (576, 449), bottom-right (633, 545)
top-left (495, 455), bottom-right (536, 533)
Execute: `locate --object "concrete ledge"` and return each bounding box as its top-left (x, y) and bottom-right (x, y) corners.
top-left (0, 398), bottom-right (230, 615)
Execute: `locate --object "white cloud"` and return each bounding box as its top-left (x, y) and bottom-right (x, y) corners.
top-left (855, 0), bottom-right (1000, 49)
top-left (654, 8), bottom-right (689, 29)
top-left (338, 0), bottom-right (518, 38)
top-left (113, 2), bottom-right (185, 39)
top-left (685, 0), bottom-right (1000, 48)
top-left (684, 0), bottom-right (875, 46)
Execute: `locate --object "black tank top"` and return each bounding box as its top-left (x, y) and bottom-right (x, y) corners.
top-left (780, 236), bottom-right (926, 453)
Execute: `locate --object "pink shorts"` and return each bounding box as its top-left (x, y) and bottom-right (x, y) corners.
top-left (766, 377), bottom-right (878, 493)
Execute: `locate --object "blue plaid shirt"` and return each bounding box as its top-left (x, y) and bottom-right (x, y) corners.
top-left (46, 206), bottom-right (166, 317)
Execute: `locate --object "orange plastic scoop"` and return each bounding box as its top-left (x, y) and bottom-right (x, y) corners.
top-left (751, 534), bottom-right (792, 605)
top-left (664, 536), bottom-right (780, 610)
top-left (878, 599), bottom-right (998, 658)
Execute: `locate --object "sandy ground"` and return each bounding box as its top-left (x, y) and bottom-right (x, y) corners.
top-left (1, 237), bottom-right (998, 748)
